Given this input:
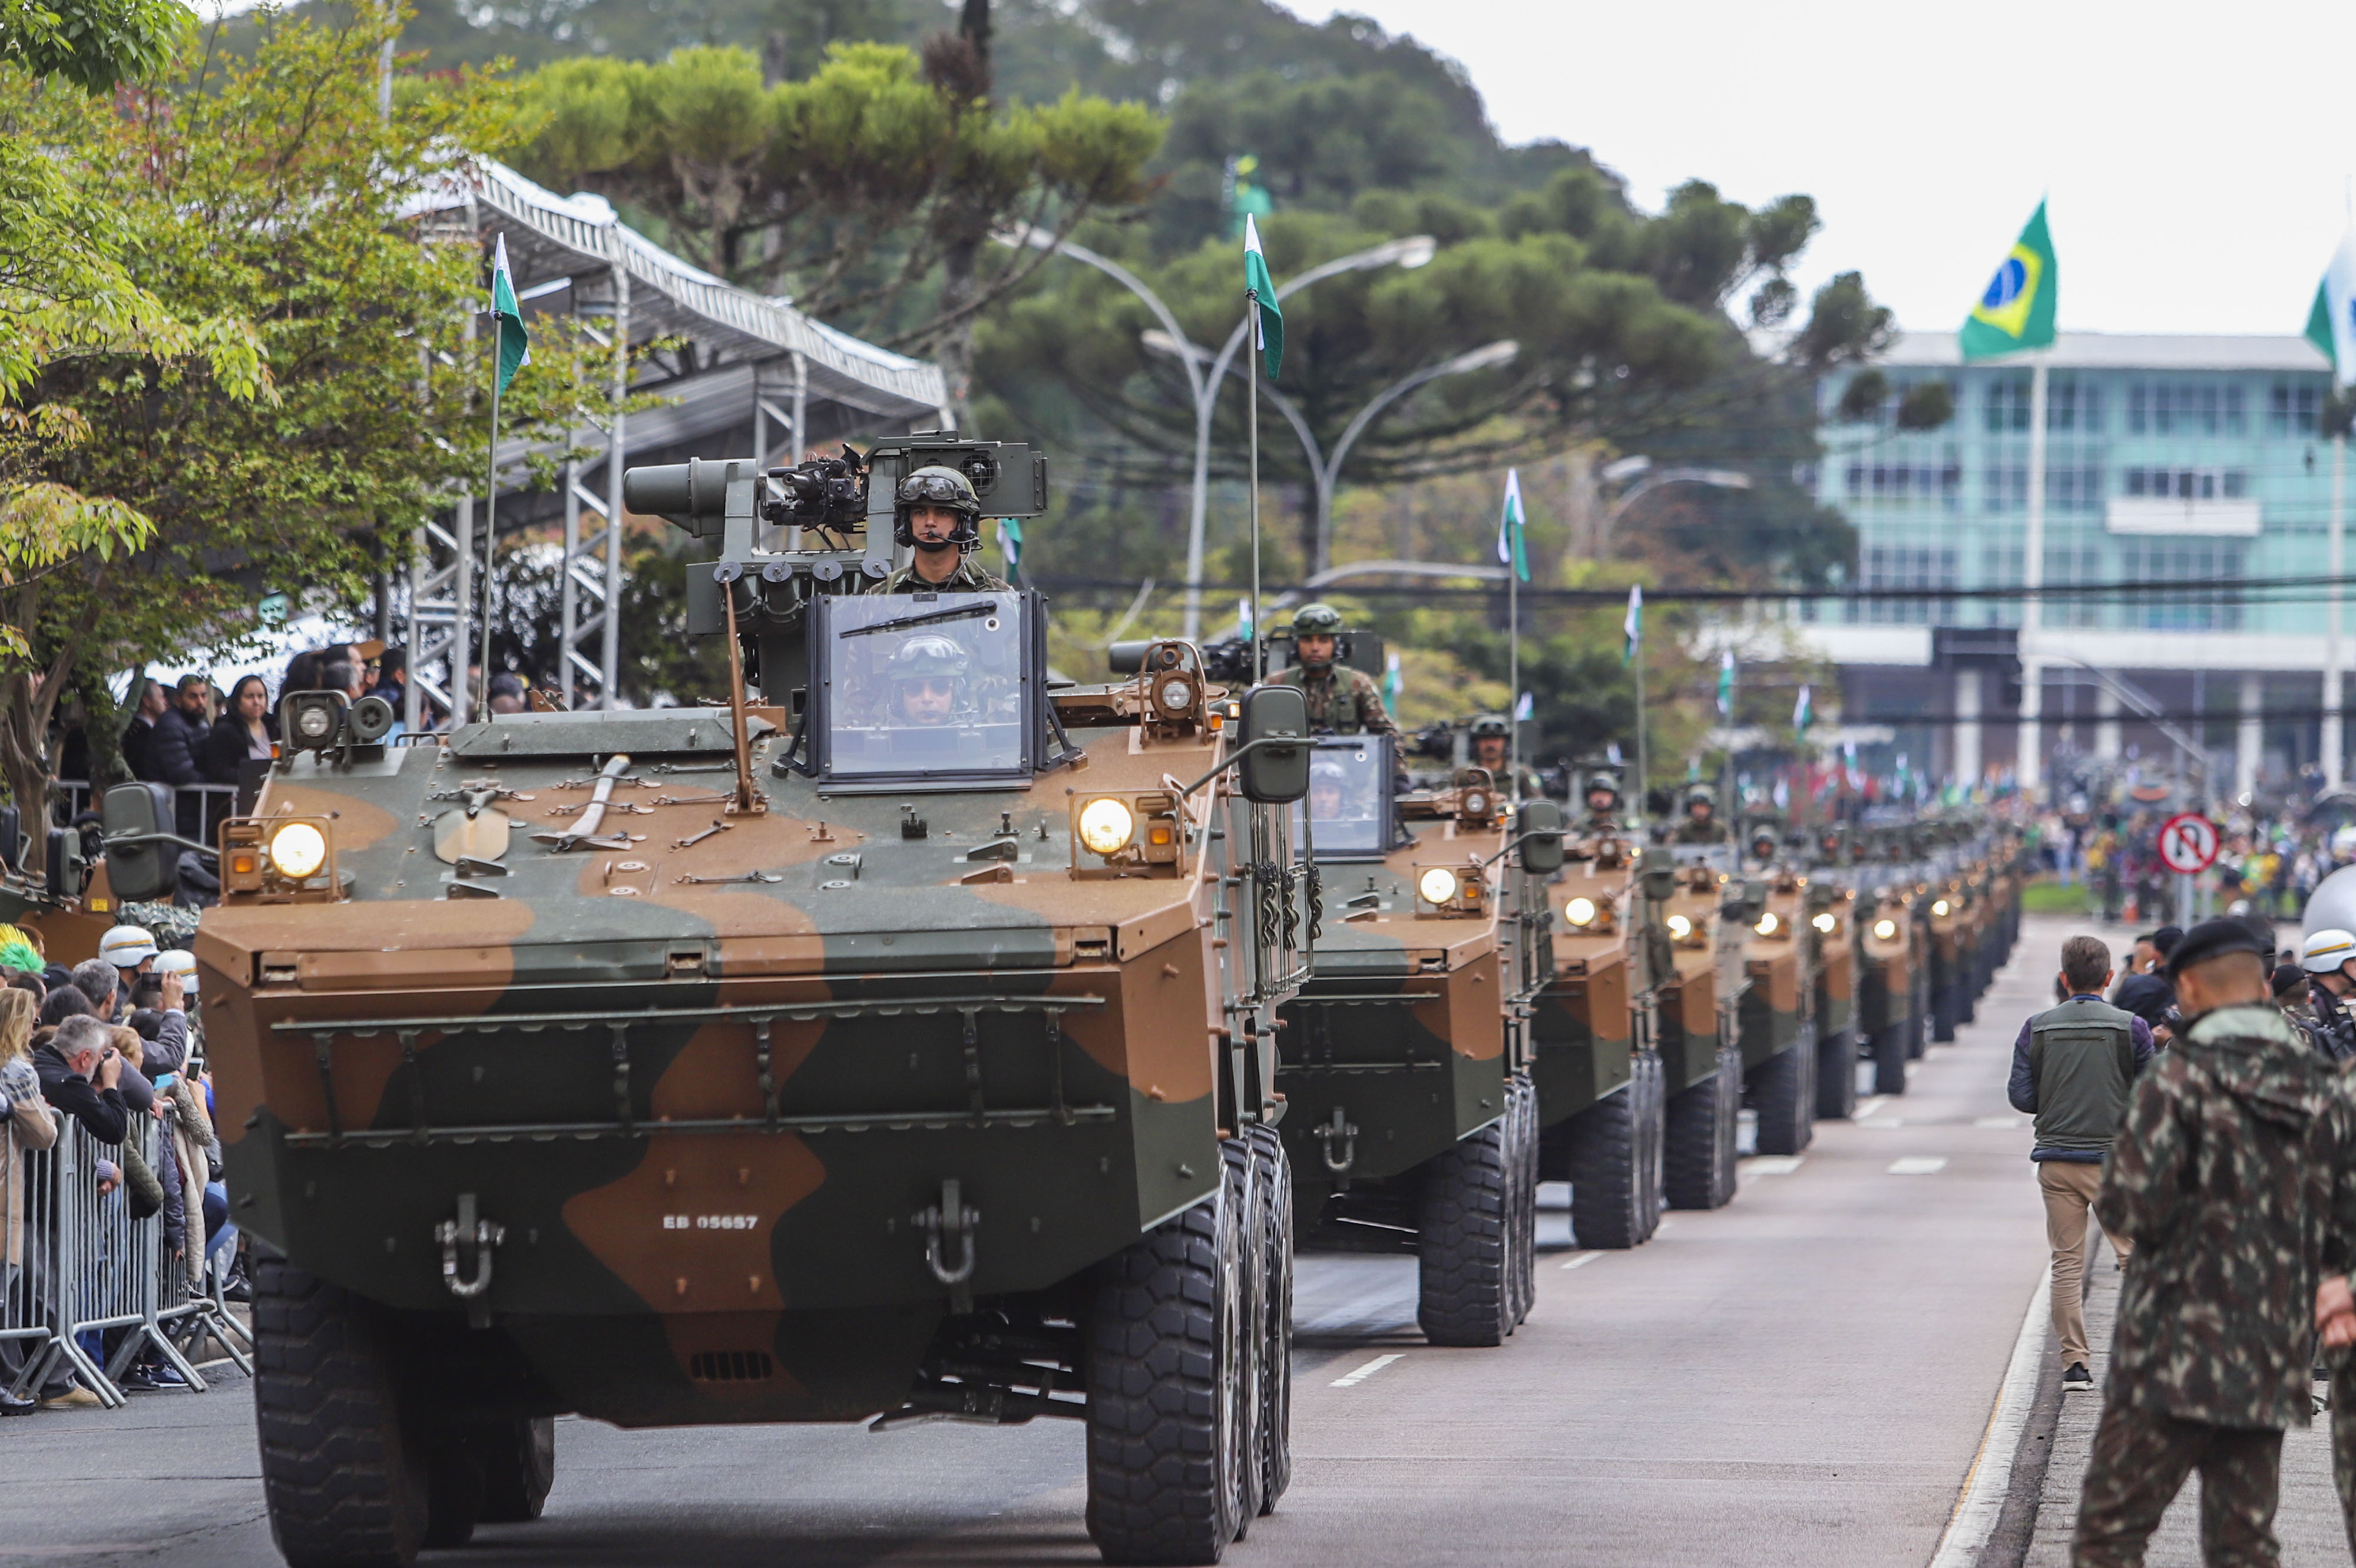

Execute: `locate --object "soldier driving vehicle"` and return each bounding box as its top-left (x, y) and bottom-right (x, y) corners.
top-left (1269, 604), bottom-right (1397, 736)
top-left (161, 436), bottom-right (1319, 1568)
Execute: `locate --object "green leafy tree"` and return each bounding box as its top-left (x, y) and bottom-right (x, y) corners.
top-left (0, 9), bottom-right (615, 861)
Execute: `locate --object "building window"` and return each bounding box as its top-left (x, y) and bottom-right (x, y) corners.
top-left (1983, 463), bottom-right (2027, 511)
top-left (2121, 466), bottom-right (2247, 501)
top-left (2048, 376), bottom-right (2106, 433)
top-left (1842, 455), bottom-right (1960, 504)
top-left (2270, 380), bottom-right (2321, 435)
top-left (2117, 540), bottom-right (2244, 631)
top-left (1985, 375), bottom-right (2031, 432)
top-left (2128, 382), bottom-right (2226, 436)
top-left (1860, 542), bottom-right (1957, 626)
top-left (2046, 463), bottom-right (2107, 512)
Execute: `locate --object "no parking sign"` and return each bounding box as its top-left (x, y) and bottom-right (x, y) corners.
top-left (2157, 812), bottom-right (2221, 875)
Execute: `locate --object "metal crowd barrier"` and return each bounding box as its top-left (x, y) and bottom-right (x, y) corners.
top-left (51, 780), bottom-right (237, 840)
top-left (4, 1109), bottom-right (250, 1407)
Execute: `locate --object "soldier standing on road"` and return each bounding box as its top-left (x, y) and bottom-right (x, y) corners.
top-left (868, 467), bottom-right (1011, 596)
top-left (2007, 934), bottom-right (2155, 1394)
top-left (2071, 919), bottom-right (2356, 1568)
top-left (1269, 604), bottom-right (1396, 737)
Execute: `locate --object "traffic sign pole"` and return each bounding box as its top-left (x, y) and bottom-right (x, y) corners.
top-left (2155, 811), bottom-right (2219, 927)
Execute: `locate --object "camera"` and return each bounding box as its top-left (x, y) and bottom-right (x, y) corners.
top-left (764, 447), bottom-right (869, 534)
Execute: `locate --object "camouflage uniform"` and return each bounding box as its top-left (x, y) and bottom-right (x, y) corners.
top-left (1271, 664), bottom-right (1397, 737)
top-left (867, 555), bottom-right (1010, 595)
top-left (2073, 1003), bottom-right (2356, 1567)
top-left (1670, 815), bottom-right (1729, 845)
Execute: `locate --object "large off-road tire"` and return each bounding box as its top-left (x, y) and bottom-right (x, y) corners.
top-left (477, 1417), bottom-right (555, 1524)
top-left (1663, 1044), bottom-right (1740, 1210)
top-left (420, 1442), bottom-right (483, 1550)
top-left (1932, 977), bottom-right (1958, 1043)
top-left (253, 1256), bottom-right (428, 1568)
top-left (1816, 1027), bottom-right (1859, 1121)
top-left (1567, 1051), bottom-right (1664, 1250)
top-left (1219, 1137), bottom-right (1266, 1533)
top-left (1871, 1023), bottom-right (1908, 1096)
top-left (1085, 1174), bottom-right (1248, 1564)
top-left (1908, 977), bottom-right (1930, 1058)
top-left (1506, 1074), bottom-right (1538, 1326)
top-left (1415, 1119), bottom-right (1512, 1348)
top-left (1247, 1126), bottom-right (1290, 1517)
top-left (1749, 1041), bottom-right (1816, 1157)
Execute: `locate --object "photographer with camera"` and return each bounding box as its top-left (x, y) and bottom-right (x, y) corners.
top-left (868, 467), bottom-right (1008, 595)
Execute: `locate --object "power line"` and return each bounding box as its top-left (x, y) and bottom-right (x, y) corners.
top-left (1030, 571), bottom-right (2356, 607)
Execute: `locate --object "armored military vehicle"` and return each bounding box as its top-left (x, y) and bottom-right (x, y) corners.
top-left (1256, 736), bottom-right (1560, 1345)
top-left (1531, 818), bottom-right (1682, 1248)
top-left (1736, 821), bottom-right (1819, 1158)
top-left (1653, 855), bottom-right (1748, 1209)
top-left (135, 439), bottom-right (1321, 1567)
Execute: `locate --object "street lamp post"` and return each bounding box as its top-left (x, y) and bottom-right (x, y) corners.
top-left (1596, 456), bottom-right (1753, 553)
top-left (1144, 332), bottom-right (1517, 583)
top-left (1000, 226), bottom-right (1435, 639)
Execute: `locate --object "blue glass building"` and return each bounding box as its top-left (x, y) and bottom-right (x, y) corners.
top-left (1806, 333), bottom-right (2343, 797)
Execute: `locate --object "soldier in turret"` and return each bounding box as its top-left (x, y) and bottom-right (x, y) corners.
top-left (1270, 603), bottom-right (1396, 737)
top-left (1671, 785), bottom-right (1729, 845)
top-left (1577, 771), bottom-right (1624, 836)
top-left (869, 467), bottom-right (1011, 594)
top-left (1467, 713), bottom-right (1543, 800)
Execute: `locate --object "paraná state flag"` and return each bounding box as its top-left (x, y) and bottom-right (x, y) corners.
top-left (1716, 648), bottom-right (1734, 717)
top-left (1496, 468), bottom-right (1530, 582)
top-left (1243, 214), bottom-right (1283, 380)
top-left (1960, 201), bottom-right (2057, 362)
top-left (1793, 683), bottom-right (1813, 735)
top-left (491, 233), bottom-right (531, 397)
top-left (1622, 584), bottom-right (1642, 664)
top-left (2305, 229), bottom-right (2356, 390)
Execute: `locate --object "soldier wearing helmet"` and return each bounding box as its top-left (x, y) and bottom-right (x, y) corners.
top-left (869, 465), bottom-right (1011, 595)
top-left (1579, 770), bottom-right (1623, 835)
top-left (1308, 760), bottom-right (1350, 823)
top-left (885, 635), bottom-right (971, 726)
top-left (1270, 604), bottom-right (1395, 736)
top-left (1672, 784), bottom-right (1729, 844)
top-left (1466, 712), bottom-right (1543, 800)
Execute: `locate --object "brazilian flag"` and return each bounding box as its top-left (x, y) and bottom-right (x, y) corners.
top-left (1960, 201), bottom-right (2057, 362)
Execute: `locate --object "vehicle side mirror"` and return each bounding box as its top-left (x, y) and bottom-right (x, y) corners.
top-left (1517, 800), bottom-right (1564, 874)
top-left (1639, 847), bottom-right (1677, 902)
top-left (102, 782), bottom-right (177, 903)
top-left (1237, 685), bottom-right (1309, 805)
top-left (45, 826), bottom-right (84, 901)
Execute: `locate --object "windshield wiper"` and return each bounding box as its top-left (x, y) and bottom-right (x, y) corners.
top-left (843, 602), bottom-right (1003, 638)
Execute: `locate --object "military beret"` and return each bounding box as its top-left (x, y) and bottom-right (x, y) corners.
top-left (2162, 917), bottom-right (2270, 980)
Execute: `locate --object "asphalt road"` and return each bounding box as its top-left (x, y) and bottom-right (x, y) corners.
top-left (0, 916), bottom-right (2089, 1567)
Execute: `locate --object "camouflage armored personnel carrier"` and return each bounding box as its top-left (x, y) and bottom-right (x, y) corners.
top-left (1257, 735), bottom-right (1560, 1345)
top-left (1735, 819), bottom-right (1819, 1158)
top-left (133, 438), bottom-right (1322, 1567)
top-left (1653, 856), bottom-right (1748, 1210)
top-left (1531, 810), bottom-right (1682, 1248)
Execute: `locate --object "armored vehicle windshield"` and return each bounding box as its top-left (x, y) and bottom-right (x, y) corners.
top-left (1296, 737), bottom-right (1397, 857)
top-left (808, 590), bottom-right (1045, 786)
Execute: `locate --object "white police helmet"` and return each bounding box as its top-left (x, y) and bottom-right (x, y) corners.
top-left (2302, 928), bottom-right (2356, 975)
top-left (153, 949), bottom-right (198, 995)
top-left (99, 925), bottom-right (158, 970)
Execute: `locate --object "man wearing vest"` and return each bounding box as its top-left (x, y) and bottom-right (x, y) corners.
top-left (2008, 934), bottom-right (2156, 1393)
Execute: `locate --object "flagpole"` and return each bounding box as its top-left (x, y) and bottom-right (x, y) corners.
top-left (1633, 637), bottom-right (1647, 834)
top-left (1508, 548), bottom-right (1520, 797)
top-left (2328, 431), bottom-right (2347, 789)
top-left (2017, 353), bottom-right (2048, 800)
top-left (1248, 294), bottom-right (1263, 683)
top-left (478, 365), bottom-right (500, 720)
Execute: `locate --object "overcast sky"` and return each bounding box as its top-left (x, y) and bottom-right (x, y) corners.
top-left (1321, 0), bottom-right (2356, 341)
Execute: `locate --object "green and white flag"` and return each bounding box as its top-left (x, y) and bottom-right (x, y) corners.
top-left (491, 233), bottom-right (531, 397)
top-left (1243, 214), bottom-right (1283, 380)
top-left (2305, 228), bottom-right (2356, 389)
top-left (1960, 200), bottom-right (2058, 363)
top-left (1793, 683), bottom-right (1813, 736)
top-left (996, 517), bottom-right (1024, 583)
top-left (1716, 647), bottom-right (1734, 717)
top-left (1495, 468), bottom-right (1530, 582)
top-left (1622, 584), bottom-right (1642, 664)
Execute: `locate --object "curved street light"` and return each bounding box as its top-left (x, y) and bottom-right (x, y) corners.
top-left (998, 225), bottom-right (1437, 637)
top-left (1144, 332), bottom-right (1517, 581)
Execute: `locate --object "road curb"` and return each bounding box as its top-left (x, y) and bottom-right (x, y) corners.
top-left (1931, 1270), bottom-right (2053, 1568)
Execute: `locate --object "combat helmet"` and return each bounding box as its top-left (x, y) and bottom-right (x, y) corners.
top-left (1468, 713), bottom-right (1511, 740)
top-left (1683, 784), bottom-right (1716, 812)
top-left (1290, 603), bottom-right (1345, 668)
top-left (886, 633), bottom-right (971, 718)
top-left (893, 465), bottom-right (983, 550)
top-left (1582, 770), bottom-right (1621, 807)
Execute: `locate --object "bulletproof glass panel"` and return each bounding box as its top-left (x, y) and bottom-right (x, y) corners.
top-left (815, 591), bottom-right (1032, 786)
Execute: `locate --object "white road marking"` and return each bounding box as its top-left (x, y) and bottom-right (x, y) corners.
top-left (1558, 1251), bottom-right (1600, 1271)
top-left (1862, 1116), bottom-right (1906, 1128)
top-left (1329, 1353), bottom-right (1404, 1388)
top-left (1888, 1156), bottom-right (1949, 1175)
top-left (1852, 1095), bottom-right (1888, 1119)
top-left (1930, 1272), bottom-right (2055, 1568)
top-left (1974, 1115), bottom-right (2024, 1129)
top-left (1744, 1156), bottom-right (1806, 1176)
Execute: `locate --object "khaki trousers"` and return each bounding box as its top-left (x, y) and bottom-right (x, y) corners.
top-left (2042, 1158), bottom-right (2133, 1369)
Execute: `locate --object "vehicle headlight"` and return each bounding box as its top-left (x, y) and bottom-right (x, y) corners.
top-left (1812, 912), bottom-right (1837, 934)
top-left (1666, 914), bottom-right (1692, 939)
top-left (1933, 898), bottom-right (1950, 917)
top-left (1077, 798), bottom-right (1135, 856)
top-left (1160, 679), bottom-right (1193, 713)
top-left (1419, 868), bottom-right (1460, 905)
top-left (294, 704), bottom-right (335, 741)
top-left (1566, 896), bottom-right (1597, 927)
top-left (1755, 911), bottom-right (1780, 937)
top-left (1873, 918), bottom-right (1898, 940)
top-left (267, 821), bottom-right (328, 880)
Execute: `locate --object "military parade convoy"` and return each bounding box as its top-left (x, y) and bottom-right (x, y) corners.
top-left (51, 438), bottom-right (2027, 1567)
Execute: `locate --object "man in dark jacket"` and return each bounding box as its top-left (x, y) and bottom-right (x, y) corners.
top-left (32, 1015), bottom-right (127, 1144)
top-left (120, 679), bottom-right (167, 782)
top-left (2072, 919), bottom-right (2356, 1567)
top-left (148, 674), bottom-right (213, 841)
top-left (2010, 934), bottom-right (2155, 1392)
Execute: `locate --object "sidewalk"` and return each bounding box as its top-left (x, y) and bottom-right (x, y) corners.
top-left (2020, 1238), bottom-right (2345, 1564)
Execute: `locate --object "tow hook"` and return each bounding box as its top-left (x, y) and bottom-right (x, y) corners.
top-left (915, 1178), bottom-right (980, 1314)
top-left (434, 1193), bottom-right (505, 1325)
top-left (1317, 1106), bottom-right (1358, 1174)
